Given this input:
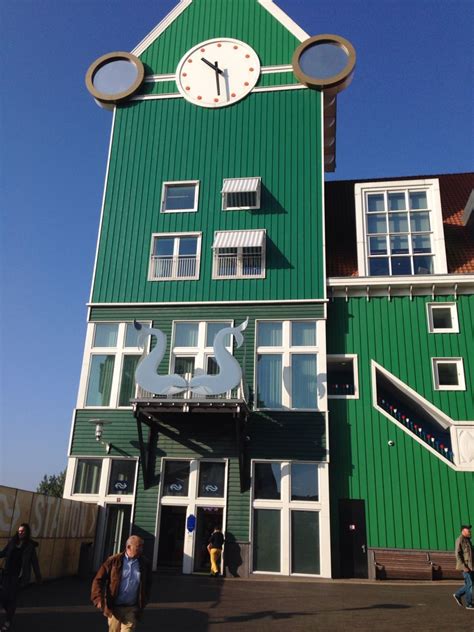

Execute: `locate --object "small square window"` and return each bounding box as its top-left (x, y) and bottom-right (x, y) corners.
top-left (291, 463), bottom-right (319, 501)
top-left (254, 462), bottom-right (281, 500)
top-left (327, 356), bottom-right (358, 398)
top-left (174, 322), bottom-right (199, 347)
top-left (427, 303), bottom-right (459, 333)
top-left (161, 181), bottom-right (199, 213)
top-left (74, 459), bottom-right (102, 494)
top-left (150, 234), bottom-right (201, 280)
top-left (432, 358), bottom-right (465, 390)
top-left (222, 177), bottom-right (261, 210)
top-left (108, 460), bottom-right (136, 495)
top-left (198, 462), bottom-right (226, 498)
top-left (162, 460), bottom-right (190, 496)
top-left (93, 324), bottom-right (118, 347)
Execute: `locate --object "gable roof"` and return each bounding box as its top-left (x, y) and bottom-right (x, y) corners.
top-left (325, 173), bottom-right (474, 277)
top-left (132, 0), bottom-right (308, 75)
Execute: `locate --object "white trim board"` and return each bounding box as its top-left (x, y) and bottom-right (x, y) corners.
top-left (131, 83), bottom-right (307, 102)
top-left (87, 298), bottom-right (328, 308)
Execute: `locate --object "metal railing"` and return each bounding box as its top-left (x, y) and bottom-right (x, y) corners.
top-left (150, 255), bottom-right (198, 279)
top-left (215, 254), bottom-right (262, 277)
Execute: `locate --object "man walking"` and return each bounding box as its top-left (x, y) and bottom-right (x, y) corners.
top-left (91, 535), bottom-right (152, 631)
top-left (207, 526), bottom-right (224, 577)
top-left (453, 524), bottom-right (473, 610)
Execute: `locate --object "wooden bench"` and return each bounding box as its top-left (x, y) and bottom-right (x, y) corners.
top-left (372, 549), bottom-right (434, 580)
top-left (428, 552), bottom-right (459, 580)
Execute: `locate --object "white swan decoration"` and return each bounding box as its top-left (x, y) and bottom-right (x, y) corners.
top-left (189, 318), bottom-right (248, 395)
top-left (133, 321), bottom-right (188, 395)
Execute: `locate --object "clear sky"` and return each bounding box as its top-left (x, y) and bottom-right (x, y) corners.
top-left (1, 0), bottom-right (473, 492)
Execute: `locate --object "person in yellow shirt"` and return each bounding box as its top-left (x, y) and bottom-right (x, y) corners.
top-left (207, 527), bottom-right (225, 577)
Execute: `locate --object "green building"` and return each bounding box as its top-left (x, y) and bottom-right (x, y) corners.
top-left (64, 0), bottom-right (474, 579)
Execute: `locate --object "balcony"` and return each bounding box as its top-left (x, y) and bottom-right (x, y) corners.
top-left (150, 255), bottom-right (198, 280)
top-left (214, 252), bottom-right (263, 278)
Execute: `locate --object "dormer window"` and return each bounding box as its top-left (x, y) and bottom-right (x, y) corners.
top-left (222, 177), bottom-right (261, 210)
top-left (354, 179), bottom-right (447, 277)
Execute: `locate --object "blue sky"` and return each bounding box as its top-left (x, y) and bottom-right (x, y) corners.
top-left (1, 0), bottom-right (472, 491)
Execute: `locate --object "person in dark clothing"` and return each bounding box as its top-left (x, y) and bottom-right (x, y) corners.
top-left (207, 527), bottom-right (225, 576)
top-left (0, 523), bottom-right (42, 631)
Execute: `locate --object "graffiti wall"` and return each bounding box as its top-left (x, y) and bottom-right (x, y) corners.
top-left (0, 486), bottom-right (98, 579)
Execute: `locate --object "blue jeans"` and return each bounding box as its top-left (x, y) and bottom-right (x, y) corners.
top-left (455, 571), bottom-right (473, 606)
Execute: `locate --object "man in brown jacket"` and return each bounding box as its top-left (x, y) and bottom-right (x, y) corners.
top-left (91, 535), bottom-right (152, 631)
top-left (453, 524), bottom-right (473, 610)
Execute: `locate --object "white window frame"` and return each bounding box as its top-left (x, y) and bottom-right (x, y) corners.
top-left (170, 320), bottom-right (233, 376)
top-left (148, 232), bottom-right (202, 281)
top-left (354, 179), bottom-right (447, 277)
top-left (78, 321), bottom-right (150, 409)
top-left (426, 302), bottom-right (459, 333)
top-left (432, 357), bottom-right (466, 391)
top-left (327, 354), bottom-right (359, 399)
top-left (212, 244), bottom-right (266, 279)
top-left (250, 460), bottom-right (331, 577)
top-left (222, 177), bottom-right (261, 210)
top-left (160, 180), bottom-right (199, 213)
top-left (255, 319), bottom-right (326, 411)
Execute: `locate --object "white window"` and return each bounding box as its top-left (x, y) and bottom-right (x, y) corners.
top-left (251, 460), bottom-right (330, 576)
top-left (161, 181), bottom-right (199, 213)
top-left (256, 320), bottom-right (324, 410)
top-left (222, 177), bottom-right (261, 210)
top-left (67, 457), bottom-right (137, 498)
top-left (80, 322), bottom-right (149, 408)
top-left (212, 229), bottom-right (265, 279)
top-left (354, 179), bottom-right (447, 277)
top-left (427, 303), bottom-right (459, 333)
top-left (73, 459), bottom-right (102, 494)
top-left (327, 355), bottom-right (359, 399)
top-left (149, 233), bottom-right (201, 281)
top-left (432, 358), bottom-right (466, 390)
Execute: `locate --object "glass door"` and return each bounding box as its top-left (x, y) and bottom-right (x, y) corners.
top-left (157, 505), bottom-right (187, 568)
top-left (193, 507), bottom-right (223, 572)
top-left (103, 504), bottom-right (132, 560)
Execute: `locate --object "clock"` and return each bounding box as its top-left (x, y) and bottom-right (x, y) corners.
top-left (292, 34), bottom-right (356, 95)
top-left (85, 51), bottom-right (145, 106)
top-left (175, 38), bottom-right (261, 108)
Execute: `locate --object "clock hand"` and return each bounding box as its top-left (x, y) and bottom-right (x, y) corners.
top-left (214, 61), bottom-right (221, 96)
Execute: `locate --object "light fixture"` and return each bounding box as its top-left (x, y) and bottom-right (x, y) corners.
top-left (89, 419), bottom-right (112, 453)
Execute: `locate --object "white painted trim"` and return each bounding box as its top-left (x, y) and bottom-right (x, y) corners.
top-left (320, 90), bottom-right (327, 297)
top-left (426, 302), bottom-right (460, 334)
top-left (143, 65), bottom-right (293, 84)
top-left (88, 298), bottom-right (328, 307)
top-left (144, 74), bottom-right (176, 82)
top-left (160, 180), bottom-right (200, 213)
top-left (130, 93), bottom-right (182, 102)
top-left (131, 0), bottom-right (193, 57)
top-left (89, 108), bottom-right (117, 305)
top-left (66, 408), bottom-right (78, 458)
top-left (130, 83), bottom-right (307, 102)
top-left (327, 354), bottom-right (359, 400)
top-left (329, 274), bottom-right (474, 288)
top-left (257, 0), bottom-right (309, 42)
top-left (432, 357), bottom-right (466, 391)
top-left (462, 189), bottom-right (474, 226)
top-left (328, 273), bottom-right (474, 298)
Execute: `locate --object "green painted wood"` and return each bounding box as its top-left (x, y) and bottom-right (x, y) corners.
top-left (327, 295), bottom-right (474, 552)
top-left (138, 0), bottom-right (303, 75)
top-left (91, 87), bottom-right (323, 303)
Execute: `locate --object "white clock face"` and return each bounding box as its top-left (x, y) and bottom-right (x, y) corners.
top-left (175, 38), bottom-right (261, 108)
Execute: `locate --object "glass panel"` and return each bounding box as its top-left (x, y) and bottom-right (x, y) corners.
top-left (437, 363), bottom-right (459, 386)
top-left (413, 255), bottom-right (433, 274)
top-left (125, 323), bottom-right (144, 347)
top-left (154, 237), bottom-right (174, 257)
top-left (254, 462), bottom-right (281, 500)
top-left (253, 509), bottom-right (280, 572)
top-left (257, 354), bottom-right (282, 408)
top-left (242, 247), bottom-right (262, 276)
top-left (118, 355), bottom-right (140, 406)
top-left (367, 194), bottom-right (384, 213)
top-left (207, 356), bottom-right (219, 375)
top-left (86, 355), bottom-right (115, 406)
top-left (206, 322), bottom-right (232, 347)
top-left (388, 192), bottom-right (406, 211)
top-left (412, 234), bottom-right (431, 253)
top-left (367, 214), bottom-right (387, 234)
top-left (163, 461), bottom-right (190, 496)
top-left (409, 191), bottom-right (427, 210)
top-left (174, 322), bottom-right (199, 347)
top-left (178, 237), bottom-right (198, 256)
top-left (410, 212), bottom-right (430, 232)
top-left (369, 236), bottom-right (387, 255)
top-left (164, 184), bottom-right (196, 211)
top-left (391, 257), bottom-right (412, 276)
top-left (93, 59), bottom-right (138, 95)
top-left (291, 321), bottom-right (316, 346)
top-left (292, 354), bottom-right (317, 409)
top-left (390, 235), bottom-right (409, 254)
top-left (369, 257), bottom-right (389, 276)
top-left (74, 459), bottom-right (102, 494)
top-left (432, 307), bottom-right (453, 329)
top-left (108, 460), bottom-right (136, 495)
top-left (291, 511), bottom-right (320, 574)
top-left (93, 323), bottom-right (118, 347)
top-left (291, 464), bottom-right (319, 501)
top-left (174, 356), bottom-right (195, 377)
top-left (258, 322), bottom-right (282, 346)
top-left (327, 358), bottom-right (355, 396)
top-left (299, 42), bottom-right (350, 79)
top-left (198, 462), bottom-right (225, 497)
top-left (388, 212), bottom-right (408, 233)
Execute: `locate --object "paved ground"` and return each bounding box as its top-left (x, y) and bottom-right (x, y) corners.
top-left (5, 574), bottom-right (474, 632)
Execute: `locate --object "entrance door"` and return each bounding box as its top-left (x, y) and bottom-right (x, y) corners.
top-left (193, 507), bottom-right (223, 572)
top-left (338, 499), bottom-right (368, 578)
top-left (157, 506), bottom-right (187, 568)
top-left (103, 505), bottom-right (132, 560)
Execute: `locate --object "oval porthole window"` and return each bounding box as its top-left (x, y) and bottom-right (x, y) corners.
top-left (85, 52), bottom-right (145, 104)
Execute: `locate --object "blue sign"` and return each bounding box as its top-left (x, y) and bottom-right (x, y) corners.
top-left (187, 514), bottom-right (196, 533)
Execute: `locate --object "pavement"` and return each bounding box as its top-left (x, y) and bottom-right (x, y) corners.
top-left (5, 573), bottom-right (474, 632)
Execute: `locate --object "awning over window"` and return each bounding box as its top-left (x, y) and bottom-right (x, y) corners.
top-left (212, 229), bottom-right (266, 249)
top-left (221, 177), bottom-right (261, 194)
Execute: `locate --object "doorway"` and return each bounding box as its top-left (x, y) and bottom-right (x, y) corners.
top-left (193, 507), bottom-right (223, 572)
top-left (338, 499), bottom-right (368, 578)
top-left (103, 505), bottom-right (132, 560)
top-left (157, 506), bottom-right (187, 568)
